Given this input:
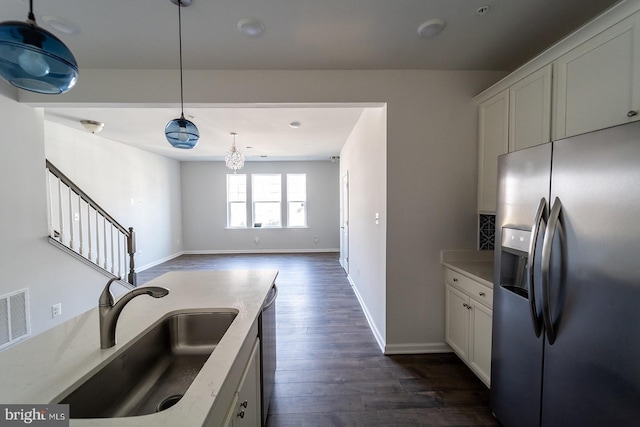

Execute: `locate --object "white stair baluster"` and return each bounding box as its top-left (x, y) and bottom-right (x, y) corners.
top-left (68, 187), bottom-right (74, 250)
top-left (57, 177), bottom-right (64, 244)
top-left (103, 217), bottom-right (108, 270)
top-left (95, 212), bottom-right (100, 265)
top-left (87, 203), bottom-right (92, 261)
top-left (78, 194), bottom-right (83, 256)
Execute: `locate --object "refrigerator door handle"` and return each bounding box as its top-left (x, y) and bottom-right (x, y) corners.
top-left (527, 198), bottom-right (547, 338)
top-left (541, 197), bottom-right (564, 345)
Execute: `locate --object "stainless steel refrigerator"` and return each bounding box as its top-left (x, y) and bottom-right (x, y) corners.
top-left (491, 120), bottom-right (640, 427)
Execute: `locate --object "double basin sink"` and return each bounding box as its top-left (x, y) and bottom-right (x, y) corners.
top-left (57, 311), bottom-right (237, 418)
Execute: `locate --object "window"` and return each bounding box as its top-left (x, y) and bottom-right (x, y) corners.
top-left (226, 173), bottom-right (307, 228)
top-left (287, 174), bottom-right (307, 227)
top-left (227, 174), bottom-right (246, 227)
top-left (252, 174), bottom-right (282, 227)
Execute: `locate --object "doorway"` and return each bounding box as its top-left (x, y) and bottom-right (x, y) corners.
top-left (340, 172), bottom-right (349, 274)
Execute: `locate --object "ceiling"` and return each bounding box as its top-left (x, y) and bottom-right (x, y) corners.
top-left (2, 0), bottom-right (622, 161)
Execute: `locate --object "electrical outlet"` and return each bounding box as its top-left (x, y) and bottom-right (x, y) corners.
top-left (52, 303), bottom-right (62, 318)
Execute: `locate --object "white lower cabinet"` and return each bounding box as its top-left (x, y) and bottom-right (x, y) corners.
top-left (445, 268), bottom-right (493, 387)
top-left (445, 285), bottom-right (470, 360)
top-left (223, 338), bottom-right (262, 427)
top-left (467, 298), bottom-right (492, 386)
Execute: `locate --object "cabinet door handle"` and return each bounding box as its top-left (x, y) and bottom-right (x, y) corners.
top-left (237, 410), bottom-right (245, 419)
top-left (479, 292), bottom-right (486, 297)
top-left (628, 110), bottom-right (638, 117)
top-left (240, 400), bottom-right (248, 408)
top-left (462, 303), bottom-right (468, 308)
top-left (453, 278), bottom-right (458, 282)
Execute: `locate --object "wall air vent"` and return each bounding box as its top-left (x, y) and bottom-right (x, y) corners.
top-left (0, 289), bottom-right (30, 351)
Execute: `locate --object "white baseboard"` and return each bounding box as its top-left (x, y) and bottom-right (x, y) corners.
top-left (347, 274), bottom-right (386, 353)
top-left (136, 252), bottom-right (184, 272)
top-left (384, 342), bottom-right (452, 355)
top-left (182, 248), bottom-right (339, 255)
top-left (348, 273), bottom-right (453, 356)
top-left (138, 249), bottom-right (339, 272)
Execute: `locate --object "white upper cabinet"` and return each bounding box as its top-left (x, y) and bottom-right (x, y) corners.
top-left (475, 4), bottom-right (640, 214)
top-left (478, 67), bottom-right (551, 213)
top-left (478, 89), bottom-right (509, 214)
top-left (553, 11), bottom-right (640, 139)
top-left (509, 65), bottom-right (552, 151)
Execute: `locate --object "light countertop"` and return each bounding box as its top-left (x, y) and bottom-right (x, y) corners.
top-left (441, 250), bottom-right (494, 288)
top-left (0, 270), bottom-right (278, 427)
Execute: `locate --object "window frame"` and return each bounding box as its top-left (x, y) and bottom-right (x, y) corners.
top-left (226, 172), bottom-right (308, 229)
top-left (286, 173), bottom-right (307, 228)
top-left (226, 174), bottom-right (247, 228)
top-left (251, 173), bottom-right (282, 228)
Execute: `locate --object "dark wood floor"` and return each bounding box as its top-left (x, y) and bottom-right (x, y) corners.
top-left (138, 253), bottom-right (498, 427)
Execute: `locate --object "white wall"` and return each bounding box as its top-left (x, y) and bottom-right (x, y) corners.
top-left (181, 161), bottom-right (339, 252)
top-left (0, 83), bottom-right (110, 340)
top-left (20, 69), bottom-right (504, 352)
top-left (340, 107), bottom-right (387, 347)
top-left (384, 71), bottom-right (495, 352)
top-left (44, 121), bottom-right (184, 270)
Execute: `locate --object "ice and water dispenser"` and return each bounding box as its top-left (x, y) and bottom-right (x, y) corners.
top-left (500, 227), bottom-right (533, 298)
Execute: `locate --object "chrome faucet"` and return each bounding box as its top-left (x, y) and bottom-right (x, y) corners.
top-left (99, 277), bottom-right (169, 349)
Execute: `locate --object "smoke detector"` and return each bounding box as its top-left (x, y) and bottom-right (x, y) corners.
top-left (237, 18), bottom-right (265, 37)
top-left (417, 18), bottom-right (446, 39)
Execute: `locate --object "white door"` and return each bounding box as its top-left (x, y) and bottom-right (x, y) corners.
top-left (340, 172), bottom-right (349, 274)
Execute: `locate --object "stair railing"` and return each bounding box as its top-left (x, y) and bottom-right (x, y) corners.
top-left (45, 160), bottom-right (137, 286)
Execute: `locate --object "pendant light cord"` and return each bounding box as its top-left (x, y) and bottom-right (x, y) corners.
top-left (178, 0), bottom-right (185, 119)
top-left (28, 0), bottom-right (36, 22)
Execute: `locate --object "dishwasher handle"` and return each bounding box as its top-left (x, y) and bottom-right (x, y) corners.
top-left (263, 284), bottom-right (278, 310)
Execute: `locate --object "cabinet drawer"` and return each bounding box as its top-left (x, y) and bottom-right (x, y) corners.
top-left (445, 268), bottom-right (493, 309)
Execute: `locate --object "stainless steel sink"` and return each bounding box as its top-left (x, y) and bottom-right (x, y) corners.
top-left (57, 311), bottom-right (238, 418)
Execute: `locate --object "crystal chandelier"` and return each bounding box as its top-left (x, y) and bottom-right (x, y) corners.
top-left (225, 132), bottom-right (245, 172)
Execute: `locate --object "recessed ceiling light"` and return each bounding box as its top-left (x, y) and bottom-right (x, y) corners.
top-left (41, 15), bottom-right (81, 35)
top-left (417, 18), bottom-right (446, 39)
top-left (476, 5), bottom-right (491, 16)
top-left (237, 18), bottom-right (265, 37)
top-left (289, 121), bottom-right (302, 128)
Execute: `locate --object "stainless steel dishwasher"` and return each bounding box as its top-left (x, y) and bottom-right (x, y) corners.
top-left (259, 283), bottom-right (277, 426)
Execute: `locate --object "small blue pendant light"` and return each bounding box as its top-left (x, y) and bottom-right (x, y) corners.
top-left (0, 0), bottom-right (78, 94)
top-left (165, 0), bottom-right (199, 149)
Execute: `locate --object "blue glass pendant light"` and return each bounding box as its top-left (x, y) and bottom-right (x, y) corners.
top-left (0, 0), bottom-right (78, 94)
top-left (165, 0), bottom-right (199, 149)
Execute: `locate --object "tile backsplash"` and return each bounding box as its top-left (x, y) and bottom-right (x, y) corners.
top-left (479, 214), bottom-right (495, 250)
